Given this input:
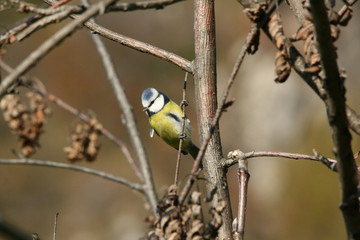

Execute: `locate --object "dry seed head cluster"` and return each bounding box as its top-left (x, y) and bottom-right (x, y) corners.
top-left (243, 2), bottom-right (269, 55)
top-left (64, 118), bottom-right (102, 162)
top-left (243, 2), bottom-right (291, 82)
top-left (0, 92), bottom-right (51, 157)
top-left (147, 185), bottom-right (225, 240)
top-left (291, 0), bottom-right (353, 74)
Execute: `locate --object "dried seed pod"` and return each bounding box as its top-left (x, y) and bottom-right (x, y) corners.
top-left (0, 92), bottom-right (51, 157)
top-left (291, 0), bottom-right (352, 76)
top-left (268, 12), bottom-right (291, 83)
top-left (64, 117), bottom-right (102, 162)
top-left (274, 51), bottom-right (291, 83)
top-left (290, 21), bottom-right (313, 42)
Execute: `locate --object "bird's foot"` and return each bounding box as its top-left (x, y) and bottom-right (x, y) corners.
top-left (178, 133), bottom-right (186, 139)
top-left (180, 100), bottom-right (188, 107)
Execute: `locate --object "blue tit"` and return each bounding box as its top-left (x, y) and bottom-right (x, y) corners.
top-left (141, 88), bottom-right (199, 159)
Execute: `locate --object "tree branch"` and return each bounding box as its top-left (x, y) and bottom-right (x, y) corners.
top-left (0, 158), bottom-right (144, 192)
top-left (309, 0), bottom-right (360, 238)
top-left (42, 0), bottom-right (193, 73)
top-left (190, 0), bottom-right (233, 238)
top-left (0, 0), bottom-right (72, 45)
top-left (83, 0), bottom-right (158, 213)
top-left (229, 150), bottom-right (250, 240)
top-left (0, 0), bottom-right (118, 98)
top-left (107, 0), bottom-right (185, 12)
top-left (222, 150), bottom-right (337, 168)
top-left (178, 23), bottom-right (260, 237)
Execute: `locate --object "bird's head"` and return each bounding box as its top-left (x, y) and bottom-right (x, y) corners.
top-left (141, 88), bottom-right (169, 116)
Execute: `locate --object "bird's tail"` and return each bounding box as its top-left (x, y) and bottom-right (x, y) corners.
top-left (189, 144), bottom-right (200, 160)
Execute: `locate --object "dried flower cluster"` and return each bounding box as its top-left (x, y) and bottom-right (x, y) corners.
top-left (64, 118), bottom-right (103, 162)
top-left (0, 92), bottom-right (51, 157)
top-left (146, 186), bottom-right (225, 240)
top-left (268, 12), bottom-right (291, 83)
top-left (290, 0), bottom-right (353, 74)
top-left (243, 1), bottom-right (269, 55)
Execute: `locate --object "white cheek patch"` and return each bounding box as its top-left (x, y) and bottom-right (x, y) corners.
top-left (148, 95), bottom-right (164, 113)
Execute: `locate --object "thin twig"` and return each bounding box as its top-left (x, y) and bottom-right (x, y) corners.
top-left (0, 0), bottom-right (72, 45)
top-left (0, 0), bottom-right (117, 97)
top-left (179, 24), bottom-right (259, 204)
top-left (16, 6), bottom-right (83, 42)
top-left (82, 0), bottom-right (158, 213)
top-left (222, 150), bottom-right (337, 168)
top-left (309, 0), bottom-right (360, 237)
top-left (17, 2), bottom-right (79, 15)
top-left (0, 59), bottom-right (144, 182)
top-left (80, 1), bottom-right (147, 181)
top-left (53, 212), bottom-right (59, 240)
top-left (0, 158), bottom-right (144, 192)
top-left (107, 0), bottom-right (185, 12)
top-left (42, 0), bottom-right (193, 73)
top-left (174, 72), bottom-right (188, 186)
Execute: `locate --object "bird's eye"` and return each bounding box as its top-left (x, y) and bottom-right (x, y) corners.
top-left (149, 99), bottom-right (156, 107)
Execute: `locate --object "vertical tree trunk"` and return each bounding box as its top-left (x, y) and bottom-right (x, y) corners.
top-left (309, 1), bottom-right (360, 239)
top-left (193, 0), bottom-right (233, 239)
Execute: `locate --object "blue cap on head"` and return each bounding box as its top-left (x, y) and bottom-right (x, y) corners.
top-left (141, 88), bottom-right (169, 107)
top-left (141, 88), bottom-right (157, 102)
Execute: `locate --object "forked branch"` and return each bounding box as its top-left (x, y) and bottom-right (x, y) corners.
top-left (41, 0), bottom-right (193, 73)
top-left (0, 0), bottom-right (118, 97)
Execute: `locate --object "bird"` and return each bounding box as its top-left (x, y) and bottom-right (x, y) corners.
top-left (141, 88), bottom-right (199, 159)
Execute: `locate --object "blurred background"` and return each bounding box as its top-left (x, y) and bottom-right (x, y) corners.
top-left (1, 0), bottom-right (360, 239)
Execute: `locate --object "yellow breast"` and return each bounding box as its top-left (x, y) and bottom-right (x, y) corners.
top-left (149, 100), bottom-right (193, 152)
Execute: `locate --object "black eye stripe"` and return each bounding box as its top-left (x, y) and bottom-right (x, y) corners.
top-left (148, 93), bottom-right (160, 108)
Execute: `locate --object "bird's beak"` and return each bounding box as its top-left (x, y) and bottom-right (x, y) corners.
top-left (143, 107), bottom-right (149, 116)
